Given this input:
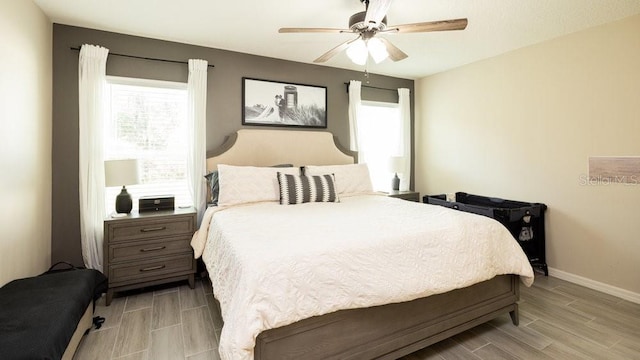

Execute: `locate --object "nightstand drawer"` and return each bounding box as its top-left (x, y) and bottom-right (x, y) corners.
top-left (108, 254), bottom-right (194, 286)
top-left (109, 236), bottom-right (191, 263)
top-left (107, 216), bottom-right (194, 243)
top-left (103, 208), bottom-right (197, 305)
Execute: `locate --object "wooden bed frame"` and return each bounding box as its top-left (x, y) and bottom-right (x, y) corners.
top-left (255, 276), bottom-right (518, 360)
top-left (206, 129), bottom-right (521, 360)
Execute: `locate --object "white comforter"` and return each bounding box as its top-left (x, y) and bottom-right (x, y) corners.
top-left (192, 195), bottom-right (534, 360)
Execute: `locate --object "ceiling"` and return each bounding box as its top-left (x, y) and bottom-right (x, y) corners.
top-left (34, 0), bottom-right (640, 80)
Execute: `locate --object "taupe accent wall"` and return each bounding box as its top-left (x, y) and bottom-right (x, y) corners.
top-left (52, 24), bottom-right (414, 266)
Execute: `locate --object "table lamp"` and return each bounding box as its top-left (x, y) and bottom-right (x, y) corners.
top-left (388, 156), bottom-right (404, 191)
top-left (105, 159), bottom-right (140, 214)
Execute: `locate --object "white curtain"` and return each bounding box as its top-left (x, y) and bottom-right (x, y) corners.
top-left (78, 44), bottom-right (109, 271)
top-left (348, 80), bottom-right (362, 153)
top-left (398, 88), bottom-right (411, 191)
top-left (186, 59), bottom-right (208, 225)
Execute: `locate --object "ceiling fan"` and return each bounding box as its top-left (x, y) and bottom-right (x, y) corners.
top-left (279, 0), bottom-right (468, 65)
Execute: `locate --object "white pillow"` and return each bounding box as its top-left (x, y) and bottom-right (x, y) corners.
top-left (304, 163), bottom-right (373, 196)
top-left (217, 165), bottom-right (299, 206)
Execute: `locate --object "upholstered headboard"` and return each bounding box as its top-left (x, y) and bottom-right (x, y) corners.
top-left (206, 129), bottom-right (356, 171)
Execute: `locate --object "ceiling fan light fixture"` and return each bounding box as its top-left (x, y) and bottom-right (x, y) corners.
top-left (346, 38), bottom-right (368, 65)
top-left (367, 37), bottom-right (388, 63)
top-left (279, 1), bottom-right (468, 65)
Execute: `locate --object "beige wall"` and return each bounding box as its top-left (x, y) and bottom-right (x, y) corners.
top-left (0, 0), bottom-right (52, 286)
top-left (416, 14), bottom-right (640, 297)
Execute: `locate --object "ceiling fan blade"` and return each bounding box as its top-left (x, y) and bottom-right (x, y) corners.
top-left (377, 37), bottom-right (408, 62)
top-left (384, 18), bottom-right (468, 33)
top-left (279, 27), bottom-right (354, 34)
top-left (314, 37), bottom-right (360, 63)
top-left (364, 0), bottom-right (394, 29)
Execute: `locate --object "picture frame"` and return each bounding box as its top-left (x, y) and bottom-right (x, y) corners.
top-left (242, 77), bottom-right (327, 128)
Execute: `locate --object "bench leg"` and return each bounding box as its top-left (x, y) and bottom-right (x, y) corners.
top-left (188, 274), bottom-right (195, 289)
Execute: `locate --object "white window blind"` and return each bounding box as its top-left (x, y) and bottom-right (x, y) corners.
top-left (104, 77), bottom-right (191, 213)
top-left (357, 101), bottom-right (402, 191)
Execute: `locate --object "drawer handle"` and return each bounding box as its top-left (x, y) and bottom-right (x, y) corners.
top-left (140, 246), bottom-right (166, 252)
top-left (140, 226), bottom-right (166, 233)
top-left (139, 265), bottom-right (166, 272)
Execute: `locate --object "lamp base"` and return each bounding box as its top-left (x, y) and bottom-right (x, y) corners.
top-left (392, 173), bottom-right (400, 191)
top-left (115, 186), bottom-right (133, 214)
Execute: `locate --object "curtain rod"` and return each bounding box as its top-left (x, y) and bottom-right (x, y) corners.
top-left (343, 82), bottom-right (397, 93)
top-left (70, 46), bottom-right (215, 68)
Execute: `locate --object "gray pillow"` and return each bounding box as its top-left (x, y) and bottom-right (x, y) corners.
top-left (204, 171), bottom-right (220, 205)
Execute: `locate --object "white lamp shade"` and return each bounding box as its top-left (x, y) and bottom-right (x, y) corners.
top-left (388, 156), bottom-right (405, 173)
top-left (105, 159), bottom-right (140, 187)
top-left (346, 39), bottom-right (368, 65)
top-left (346, 37), bottom-right (390, 65)
top-left (367, 38), bottom-right (388, 64)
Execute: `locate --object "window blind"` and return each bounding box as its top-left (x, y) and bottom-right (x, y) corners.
top-left (104, 77), bottom-right (191, 212)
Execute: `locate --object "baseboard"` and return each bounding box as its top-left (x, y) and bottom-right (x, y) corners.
top-left (548, 267), bottom-right (640, 304)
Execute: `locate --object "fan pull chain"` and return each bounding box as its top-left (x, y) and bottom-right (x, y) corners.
top-left (363, 58), bottom-right (371, 84)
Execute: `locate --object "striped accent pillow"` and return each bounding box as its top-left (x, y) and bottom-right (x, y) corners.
top-left (277, 173), bottom-right (339, 205)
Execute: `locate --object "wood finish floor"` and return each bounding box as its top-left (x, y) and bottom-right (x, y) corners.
top-left (73, 274), bottom-right (640, 359)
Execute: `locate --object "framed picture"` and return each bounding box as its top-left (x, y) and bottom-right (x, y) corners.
top-left (242, 77), bottom-right (327, 128)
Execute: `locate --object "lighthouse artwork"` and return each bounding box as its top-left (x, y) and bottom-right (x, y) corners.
top-left (242, 77), bottom-right (327, 128)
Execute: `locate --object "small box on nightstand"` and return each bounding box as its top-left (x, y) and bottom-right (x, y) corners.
top-left (139, 195), bottom-right (175, 212)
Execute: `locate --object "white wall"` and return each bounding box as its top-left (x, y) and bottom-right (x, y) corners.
top-left (416, 14), bottom-right (640, 297)
top-left (0, 0), bottom-right (52, 286)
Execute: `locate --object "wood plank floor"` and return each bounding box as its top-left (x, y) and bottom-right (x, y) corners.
top-left (74, 274), bottom-right (640, 359)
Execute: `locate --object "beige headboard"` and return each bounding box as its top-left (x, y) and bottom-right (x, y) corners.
top-left (206, 129), bottom-right (357, 172)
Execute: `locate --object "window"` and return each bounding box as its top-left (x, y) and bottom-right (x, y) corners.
top-left (104, 77), bottom-right (191, 212)
top-left (357, 101), bottom-right (402, 191)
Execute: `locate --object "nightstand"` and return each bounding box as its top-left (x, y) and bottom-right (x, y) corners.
top-left (103, 207), bottom-right (197, 305)
top-left (385, 190), bottom-right (420, 202)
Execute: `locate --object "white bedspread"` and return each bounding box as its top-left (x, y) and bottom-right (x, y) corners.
top-left (194, 195), bottom-right (534, 360)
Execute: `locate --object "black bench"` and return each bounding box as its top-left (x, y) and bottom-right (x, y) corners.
top-left (0, 267), bottom-right (106, 359)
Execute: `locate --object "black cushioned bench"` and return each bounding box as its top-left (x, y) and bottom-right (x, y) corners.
top-left (0, 268), bottom-right (106, 360)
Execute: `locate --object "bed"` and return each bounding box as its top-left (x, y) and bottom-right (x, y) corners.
top-left (192, 129), bottom-right (534, 360)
